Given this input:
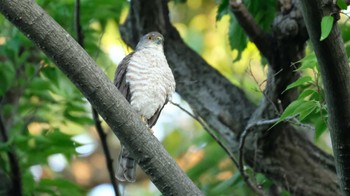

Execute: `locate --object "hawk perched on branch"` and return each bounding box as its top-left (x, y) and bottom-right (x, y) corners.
top-left (114, 32), bottom-right (176, 182)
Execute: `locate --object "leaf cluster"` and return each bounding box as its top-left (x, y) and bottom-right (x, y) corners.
top-left (0, 0), bottom-right (127, 194)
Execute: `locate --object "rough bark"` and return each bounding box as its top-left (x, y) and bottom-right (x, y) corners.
top-left (0, 0), bottom-right (203, 195)
top-left (119, 0), bottom-right (341, 195)
top-left (300, 0), bottom-right (350, 195)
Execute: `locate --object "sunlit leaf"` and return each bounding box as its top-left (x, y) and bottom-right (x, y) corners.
top-left (229, 15), bottom-right (248, 60)
top-left (284, 76), bottom-right (313, 93)
top-left (315, 118), bottom-right (328, 140)
top-left (216, 0), bottom-right (229, 21)
top-left (274, 100), bottom-right (304, 126)
top-left (298, 101), bottom-right (317, 121)
top-left (320, 16), bottom-right (334, 41)
top-left (296, 63), bottom-right (316, 71)
top-left (337, 0), bottom-right (347, 10)
top-left (298, 89), bottom-right (317, 99)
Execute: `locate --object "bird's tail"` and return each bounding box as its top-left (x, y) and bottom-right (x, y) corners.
top-left (116, 145), bottom-right (137, 182)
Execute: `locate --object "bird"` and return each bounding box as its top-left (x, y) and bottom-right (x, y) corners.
top-left (113, 32), bottom-right (176, 182)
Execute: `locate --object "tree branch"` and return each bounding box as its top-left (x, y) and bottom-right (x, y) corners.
top-left (0, 0), bottom-right (202, 195)
top-left (300, 0), bottom-right (350, 194)
top-left (229, 0), bottom-right (273, 60)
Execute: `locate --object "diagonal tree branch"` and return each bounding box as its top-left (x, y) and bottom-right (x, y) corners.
top-left (73, 1), bottom-right (120, 195)
top-left (229, 0), bottom-right (274, 61)
top-left (0, 0), bottom-right (202, 195)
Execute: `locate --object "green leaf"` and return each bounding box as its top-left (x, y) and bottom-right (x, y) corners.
top-left (42, 66), bottom-right (59, 87)
top-left (273, 100), bottom-right (303, 127)
top-left (296, 58), bottom-right (318, 71)
top-left (315, 118), bottom-right (327, 140)
top-left (229, 15), bottom-right (248, 60)
top-left (63, 109), bottom-right (94, 125)
top-left (216, 0), bottom-right (229, 21)
top-left (284, 76), bottom-right (313, 93)
top-left (298, 89), bottom-right (317, 99)
top-left (29, 78), bottom-right (51, 91)
top-left (337, 0), bottom-right (347, 10)
top-left (298, 101), bottom-right (317, 121)
top-left (0, 62), bottom-right (16, 96)
top-left (320, 16), bottom-right (334, 41)
top-left (275, 100), bottom-right (318, 127)
top-left (300, 53), bottom-right (317, 65)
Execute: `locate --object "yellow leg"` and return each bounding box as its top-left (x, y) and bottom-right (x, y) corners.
top-left (140, 115), bottom-right (153, 134)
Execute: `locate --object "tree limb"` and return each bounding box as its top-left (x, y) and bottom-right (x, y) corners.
top-left (229, 0), bottom-right (274, 61)
top-left (0, 0), bottom-right (202, 195)
top-left (300, 0), bottom-right (350, 194)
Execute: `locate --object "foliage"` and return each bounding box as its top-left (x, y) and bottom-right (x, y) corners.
top-left (216, 0), bottom-right (276, 60)
top-left (274, 53), bottom-right (328, 139)
top-left (320, 16), bottom-right (334, 41)
top-left (276, 7), bottom-right (350, 139)
top-left (320, 0), bottom-right (347, 41)
top-left (0, 0), bottom-right (127, 195)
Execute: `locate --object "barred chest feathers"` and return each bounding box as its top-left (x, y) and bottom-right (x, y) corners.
top-left (125, 47), bottom-right (176, 119)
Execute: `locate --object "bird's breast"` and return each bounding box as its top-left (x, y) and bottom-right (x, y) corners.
top-left (125, 50), bottom-right (175, 119)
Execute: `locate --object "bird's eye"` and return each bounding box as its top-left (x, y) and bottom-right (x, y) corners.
top-left (147, 36), bottom-right (152, 40)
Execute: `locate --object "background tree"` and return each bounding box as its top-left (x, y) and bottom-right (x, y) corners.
top-left (1, 0), bottom-right (350, 195)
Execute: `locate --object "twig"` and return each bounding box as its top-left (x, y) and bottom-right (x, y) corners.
top-left (229, 0), bottom-right (273, 61)
top-left (239, 117), bottom-right (282, 173)
top-left (0, 104), bottom-right (22, 196)
top-left (74, 1), bottom-right (119, 195)
top-left (238, 118), bottom-right (287, 196)
top-left (248, 63), bottom-right (284, 115)
top-left (74, 0), bottom-right (84, 48)
top-left (169, 101), bottom-right (239, 166)
top-left (169, 101), bottom-right (266, 195)
top-left (238, 115), bottom-right (314, 195)
top-left (92, 109), bottom-right (120, 196)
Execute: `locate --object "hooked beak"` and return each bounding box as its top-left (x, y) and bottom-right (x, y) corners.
top-left (156, 36), bottom-right (163, 45)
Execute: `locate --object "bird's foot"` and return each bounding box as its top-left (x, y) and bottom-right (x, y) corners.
top-left (140, 115), bottom-right (154, 133)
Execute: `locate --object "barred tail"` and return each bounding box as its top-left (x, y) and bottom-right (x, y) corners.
top-left (116, 145), bottom-right (137, 182)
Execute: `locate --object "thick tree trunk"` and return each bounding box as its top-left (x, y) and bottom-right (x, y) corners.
top-left (119, 0), bottom-right (341, 195)
top-left (300, 0), bottom-right (350, 195)
top-left (0, 0), bottom-right (203, 195)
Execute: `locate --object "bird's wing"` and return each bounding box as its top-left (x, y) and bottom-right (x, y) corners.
top-left (114, 52), bottom-right (134, 102)
top-left (147, 99), bottom-right (168, 128)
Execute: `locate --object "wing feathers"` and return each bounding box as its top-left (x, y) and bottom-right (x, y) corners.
top-left (114, 52), bottom-right (134, 102)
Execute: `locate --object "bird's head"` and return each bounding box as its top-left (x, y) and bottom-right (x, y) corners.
top-left (136, 32), bottom-right (164, 50)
